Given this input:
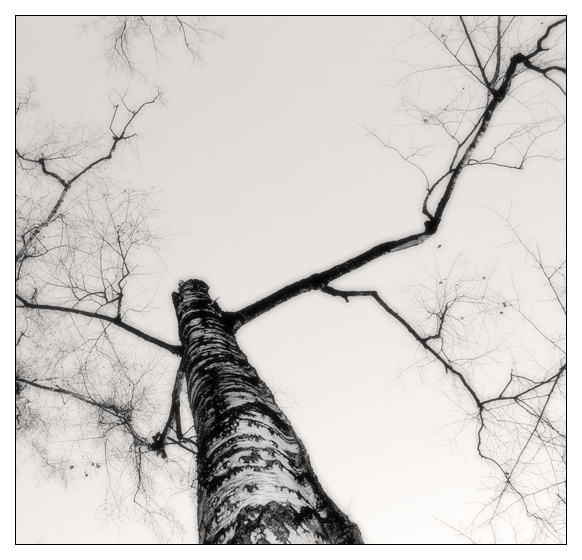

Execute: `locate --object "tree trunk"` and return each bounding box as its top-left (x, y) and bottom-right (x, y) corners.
top-left (173, 279), bottom-right (363, 544)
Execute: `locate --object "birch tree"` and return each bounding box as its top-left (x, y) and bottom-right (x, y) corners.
top-left (16, 16), bottom-right (565, 544)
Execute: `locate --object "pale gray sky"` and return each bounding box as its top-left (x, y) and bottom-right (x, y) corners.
top-left (16, 15), bottom-right (565, 545)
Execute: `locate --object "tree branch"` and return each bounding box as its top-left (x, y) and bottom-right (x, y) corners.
top-left (228, 229), bottom-right (432, 331)
top-left (319, 285), bottom-right (483, 408)
top-left (16, 294), bottom-right (182, 355)
top-left (150, 361), bottom-right (186, 457)
top-left (229, 21), bottom-right (565, 332)
top-left (15, 91), bottom-right (162, 264)
top-left (16, 376), bottom-right (150, 448)
top-left (321, 282), bottom-right (565, 539)
top-left (459, 17), bottom-right (493, 92)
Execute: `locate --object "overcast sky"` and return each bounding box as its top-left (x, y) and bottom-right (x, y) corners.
top-left (16, 15), bottom-right (565, 545)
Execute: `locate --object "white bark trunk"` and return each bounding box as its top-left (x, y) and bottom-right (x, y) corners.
top-left (173, 279), bottom-right (363, 544)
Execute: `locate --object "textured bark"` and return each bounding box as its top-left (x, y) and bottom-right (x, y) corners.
top-left (173, 279), bottom-right (363, 544)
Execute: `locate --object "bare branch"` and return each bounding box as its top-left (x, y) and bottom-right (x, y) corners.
top-left (16, 294), bottom-right (181, 355)
top-left (16, 91), bottom-right (162, 264)
top-left (229, 229), bottom-right (432, 331)
top-left (459, 17), bottom-right (494, 92)
top-left (320, 284), bottom-right (483, 408)
top-left (229, 19), bottom-right (564, 333)
top-left (86, 16), bottom-right (220, 74)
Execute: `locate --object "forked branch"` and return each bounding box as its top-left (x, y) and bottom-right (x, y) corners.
top-left (227, 18), bottom-right (565, 332)
top-left (16, 91), bottom-right (162, 264)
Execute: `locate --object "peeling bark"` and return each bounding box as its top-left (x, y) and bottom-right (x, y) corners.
top-left (173, 279), bottom-right (363, 544)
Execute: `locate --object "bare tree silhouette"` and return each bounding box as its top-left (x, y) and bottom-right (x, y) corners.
top-left (16, 16), bottom-right (565, 543)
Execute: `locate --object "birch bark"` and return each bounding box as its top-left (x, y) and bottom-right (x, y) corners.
top-left (173, 279), bottom-right (363, 544)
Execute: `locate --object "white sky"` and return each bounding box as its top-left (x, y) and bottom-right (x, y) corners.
top-left (15, 15), bottom-right (566, 546)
